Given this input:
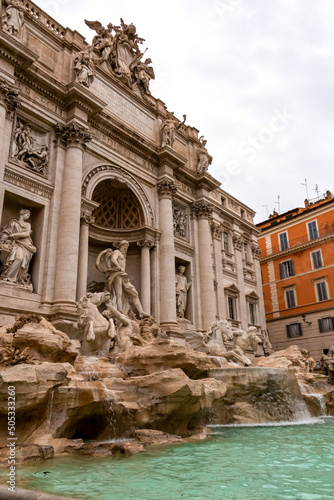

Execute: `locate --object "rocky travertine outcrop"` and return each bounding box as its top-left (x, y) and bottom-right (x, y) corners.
top-left (117, 339), bottom-right (214, 378)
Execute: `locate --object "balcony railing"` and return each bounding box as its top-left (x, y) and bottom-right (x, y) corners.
top-left (261, 224), bottom-right (334, 258)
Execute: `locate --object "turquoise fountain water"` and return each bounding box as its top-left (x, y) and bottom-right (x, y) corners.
top-left (4, 417), bottom-right (334, 500)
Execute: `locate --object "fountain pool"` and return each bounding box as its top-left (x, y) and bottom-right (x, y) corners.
top-left (2, 417), bottom-right (334, 500)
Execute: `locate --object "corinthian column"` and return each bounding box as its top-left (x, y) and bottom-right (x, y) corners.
top-left (54, 123), bottom-right (92, 306)
top-left (77, 211), bottom-right (95, 300)
top-left (157, 178), bottom-right (178, 328)
top-left (137, 238), bottom-right (155, 314)
top-left (193, 201), bottom-right (216, 329)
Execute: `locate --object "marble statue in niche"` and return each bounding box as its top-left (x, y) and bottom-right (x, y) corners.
top-left (96, 240), bottom-right (150, 319)
top-left (0, 209), bottom-right (36, 290)
top-left (173, 208), bottom-right (187, 239)
top-left (1, 0), bottom-right (24, 36)
top-left (161, 112), bottom-right (186, 148)
top-left (175, 266), bottom-right (192, 319)
top-left (12, 121), bottom-right (49, 175)
top-left (74, 46), bottom-right (97, 87)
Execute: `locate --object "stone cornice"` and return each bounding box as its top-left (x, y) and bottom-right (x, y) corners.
top-left (158, 146), bottom-right (187, 170)
top-left (260, 232), bottom-right (334, 263)
top-left (0, 31), bottom-right (38, 69)
top-left (4, 167), bottom-right (54, 199)
top-left (89, 225), bottom-right (160, 245)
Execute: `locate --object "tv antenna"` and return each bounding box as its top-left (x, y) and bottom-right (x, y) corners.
top-left (275, 195), bottom-right (281, 214)
top-left (263, 205), bottom-right (269, 218)
top-left (313, 184), bottom-right (320, 201)
top-left (301, 178), bottom-right (309, 200)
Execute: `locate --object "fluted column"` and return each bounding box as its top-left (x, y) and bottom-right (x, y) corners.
top-left (54, 123), bottom-right (92, 305)
top-left (193, 201), bottom-right (216, 329)
top-left (77, 211), bottom-right (95, 300)
top-left (211, 222), bottom-right (225, 319)
top-left (157, 178), bottom-right (178, 327)
top-left (137, 238), bottom-right (155, 314)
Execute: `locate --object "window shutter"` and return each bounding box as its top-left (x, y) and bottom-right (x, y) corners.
top-left (289, 260), bottom-right (295, 276)
top-left (279, 263), bottom-right (284, 279)
top-left (318, 318), bottom-right (324, 333)
top-left (286, 324), bottom-right (291, 337)
top-left (331, 317), bottom-right (334, 330)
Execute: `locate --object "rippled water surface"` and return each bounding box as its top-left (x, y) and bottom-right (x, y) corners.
top-left (4, 418), bottom-right (334, 500)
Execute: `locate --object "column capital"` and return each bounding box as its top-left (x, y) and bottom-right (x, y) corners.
top-left (0, 78), bottom-right (20, 115)
top-left (211, 222), bottom-right (223, 240)
top-left (80, 211), bottom-right (96, 225)
top-left (157, 178), bottom-right (177, 199)
top-left (55, 123), bottom-right (92, 149)
top-left (137, 238), bottom-right (156, 249)
top-left (192, 201), bottom-right (213, 219)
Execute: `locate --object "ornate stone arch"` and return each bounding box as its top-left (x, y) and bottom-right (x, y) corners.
top-left (82, 164), bottom-right (154, 226)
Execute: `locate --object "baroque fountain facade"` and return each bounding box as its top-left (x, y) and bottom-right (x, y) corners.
top-left (0, 1), bottom-right (333, 482)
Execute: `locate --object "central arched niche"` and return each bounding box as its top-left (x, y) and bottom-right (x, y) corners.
top-left (92, 179), bottom-right (144, 229)
top-left (87, 178), bottom-right (144, 294)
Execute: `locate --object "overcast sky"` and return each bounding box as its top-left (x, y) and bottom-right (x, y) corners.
top-left (34, 0), bottom-right (334, 222)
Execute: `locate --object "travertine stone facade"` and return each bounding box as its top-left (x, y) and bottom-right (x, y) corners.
top-left (0, 1), bottom-right (266, 335)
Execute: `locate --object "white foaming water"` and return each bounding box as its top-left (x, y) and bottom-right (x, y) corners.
top-left (208, 416), bottom-right (327, 429)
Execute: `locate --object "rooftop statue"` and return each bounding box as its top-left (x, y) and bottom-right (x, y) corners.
top-left (197, 136), bottom-right (212, 174)
top-left (74, 46), bottom-right (97, 88)
top-left (1, 0), bottom-right (24, 36)
top-left (84, 18), bottom-right (155, 95)
top-left (161, 112), bottom-right (186, 148)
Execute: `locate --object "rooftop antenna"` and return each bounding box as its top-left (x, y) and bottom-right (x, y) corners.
top-left (313, 184), bottom-right (320, 201)
top-left (275, 195), bottom-right (281, 214)
top-left (301, 178), bottom-right (309, 200)
top-left (263, 205), bottom-right (269, 218)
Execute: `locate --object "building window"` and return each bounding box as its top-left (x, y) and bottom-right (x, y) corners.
top-left (279, 260), bottom-right (295, 279)
top-left (285, 289), bottom-right (296, 308)
top-left (286, 323), bottom-right (303, 338)
top-left (316, 281), bottom-right (328, 302)
top-left (223, 232), bottom-right (229, 253)
top-left (318, 317), bottom-right (334, 333)
top-left (308, 221), bottom-right (319, 241)
top-left (240, 209), bottom-right (245, 219)
top-left (228, 296), bottom-right (236, 320)
top-left (221, 196), bottom-right (226, 206)
top-left (279, 232), bottom-right (289, 250)
top-left (249, 302), bottom-right (256, 325)
top-left (311, 250), bottom-right (323, 269)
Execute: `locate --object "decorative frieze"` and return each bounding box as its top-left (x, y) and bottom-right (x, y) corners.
top-left (157, 178), bottom-right (177, 199)
top-left (11, 118), bottom-right (49, 176)
top-left (55, 123), bottom-right (92, 149)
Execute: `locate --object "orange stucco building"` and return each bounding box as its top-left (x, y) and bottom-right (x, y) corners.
top-left (257, 191), bottom-right (334, 361)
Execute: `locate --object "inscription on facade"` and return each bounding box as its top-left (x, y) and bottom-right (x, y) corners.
top-left (92, 129), bottom-right (156, 172)
top-left (91, 78), bottom-right (155, 140)
top-left (17, 83), bottom-right (65, 118)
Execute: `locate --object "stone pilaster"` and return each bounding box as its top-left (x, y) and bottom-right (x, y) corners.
top-left (232, 231), bottom-right (247, 330)
top-left (157, 178), bottom-right (178, 328)
top-left (192, 201), bottom-right (216, 329)
top-left (54, 123), bottom-right (92, 307)
top-left (211, 221), bottom-right (225, 319)
top-left (137, 238), bottom-right (155, 314)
